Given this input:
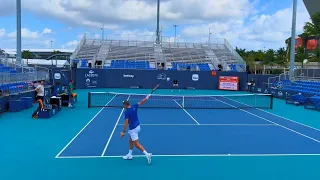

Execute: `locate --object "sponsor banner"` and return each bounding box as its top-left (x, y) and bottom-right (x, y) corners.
top-left (54, 73), bottom-right (61, 80)
top-left (75, 69), bottom-right (248, 90)
top-left (123, 74), bottom-right (135, 78)
top-left (218, 76), bottom-right (239, 91)
top-left (192, 74), bottom-right (199, 81)
top-left (76, 69), bottom-right (106, 89)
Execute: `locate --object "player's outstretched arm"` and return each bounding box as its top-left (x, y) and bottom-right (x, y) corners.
top-left (138, 94), bottom-right (151, 106)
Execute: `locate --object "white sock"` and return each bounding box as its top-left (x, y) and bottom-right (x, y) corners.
top-left (128, 150), bottom-right (133, 155)
top-left (143, 150), bottom-right (148, 156)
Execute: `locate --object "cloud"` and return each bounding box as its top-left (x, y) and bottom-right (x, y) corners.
top-left (0, 0), bottom-right (256, 29)
top-left (0, 0), bottom-right (312, 50)
top-left (0, 28), bottom-right (6, 37)
top-left (7, 28), bottom-right (40, 39)
top-left (180, 0), bottom-right (310, 50)
top-left (42, 28), bottom-right (53, 34)
top-left (62, 40), bottom-right (79, 49)
top-left (106, 29), bottom-right (156, 41)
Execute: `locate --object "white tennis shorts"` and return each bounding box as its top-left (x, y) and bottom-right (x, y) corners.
top-left (128, 125), bottom-right (141, 141)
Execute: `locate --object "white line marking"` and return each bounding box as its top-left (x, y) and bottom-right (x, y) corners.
top-left (173, 100), bottom-right (200, 125)
top-left (56, 153), bottom-right (320, 159)
top-left (214, 97), bottom-right (320, 143)
top-left (101, 95), bottom-right (130, 156)
top-left (117, 124), bottom-right (277, 126)
top-left (225, 97), bottom-right (320, 132)
top-left (55, 94), bottom-right (118, 158)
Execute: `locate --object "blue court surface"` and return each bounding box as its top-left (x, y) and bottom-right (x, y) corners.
top-left (1, 88), bottom-right (320, 180)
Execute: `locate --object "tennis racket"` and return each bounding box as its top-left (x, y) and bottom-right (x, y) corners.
top-left (150, 84), bottom-right (160, 94)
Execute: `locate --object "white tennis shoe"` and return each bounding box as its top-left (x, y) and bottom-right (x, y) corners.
top-left (123, 154), bottom-right (133, 160)
top-left (147, 153), bottom-right (152, 164)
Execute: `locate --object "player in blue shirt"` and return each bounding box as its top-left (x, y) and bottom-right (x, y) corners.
top-left (120, 94), bottom-right (152, 164)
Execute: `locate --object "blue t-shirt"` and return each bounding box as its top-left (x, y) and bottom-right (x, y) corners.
top-left (125, 104), bottom-right (140, 130)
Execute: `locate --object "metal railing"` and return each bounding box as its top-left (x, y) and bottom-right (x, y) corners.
top-left (0, 71), bottom-right (49, 85)
top-left (293, 69), bottom-right (320, 81)
top-left (70, 33), bottom-right (87, 61)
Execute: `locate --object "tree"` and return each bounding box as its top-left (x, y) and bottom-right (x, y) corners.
top-left (275, 47), bottom-right (288, 67)
top-left (53, 50), bottom-right (61, 54)
top-left (304, 12), bottom-right (320, 37)
top-left (22, 50), bottom-right (33, 59)
top-left (295, 46), bottom-right (308, 68)
top-left (262, 49), bottom-right (276, 66)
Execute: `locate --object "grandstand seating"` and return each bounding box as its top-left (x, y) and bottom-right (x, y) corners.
top-left (0, 82), bottom-right (29, 94)
top-left (79, 59), bottom-right (88, 68)
top-left (0, 64), bottom-right (13, 72)
top-left (273, 80), bottom-right (320, 96)
top-left (0, 64), bottom-right (33, 94)
top-left (72, 36), bottom-right (246, 72)
top-left (106, 60), bottom-right (154, 70)
top-left (170, 62), bottom-right (211, 71)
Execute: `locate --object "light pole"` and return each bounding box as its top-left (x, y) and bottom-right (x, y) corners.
top-left (101, 24), bottom-right (104, 41)
top-left (156, 0), bottom-right (160, 44)
top-left (209, 28), bottom-right (212, 44)
top-left (289, 0), bottom-right (297, 71)
top-left (173, 25), bottom-right (178, 44)
top-left (16, 0), bottom-right (22, 65)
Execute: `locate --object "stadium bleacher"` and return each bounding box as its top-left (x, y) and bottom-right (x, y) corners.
top-left (71, 35), bottom-right (246, 72)
top-left (272, 80), bottom-right (320, 96)
top-left (170, 62), bottom-right (211, 71)
top-left (0, 64), bottom-right (33, 94)
top-left (106, 60), bottom-right (154, 70)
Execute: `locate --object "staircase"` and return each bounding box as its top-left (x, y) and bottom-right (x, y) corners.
top-left (95, 43), bottom-right (111, 67)
top-left (202, 44), bottom-right (220, 70)
top-left (154, 44), bottom-right (166, 68)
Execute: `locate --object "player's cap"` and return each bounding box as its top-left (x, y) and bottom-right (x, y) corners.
top-left (122, 100), bottom-right (130, 105)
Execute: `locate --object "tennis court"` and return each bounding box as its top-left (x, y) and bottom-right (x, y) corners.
top-left (56, 91), bottom-right (320, 158)
top-left (1, 88), bottom-right (320, 180)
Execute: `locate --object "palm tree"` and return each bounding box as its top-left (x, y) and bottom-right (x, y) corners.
top-left (275, 47), bottom-right (288, 68)
top-left (304, 12), bottom-right (320, 36)
top-left (262, 49), bottom-right (276, 66)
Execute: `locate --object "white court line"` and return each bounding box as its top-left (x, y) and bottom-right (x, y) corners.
top-left (173, 100), bottom-right (200, 125)
top-left (213, 97), bottom-right (320, 143)
top-left (55, 94), bottom-right (118, 158)
top-left (224, 97), bottom-right (320, 132)
top-left (56, 153), bottom-right (320, 159)
top-left (117, 124), bottom-right (277, 126)
top-left (101, 95), bottom-right (131, 156)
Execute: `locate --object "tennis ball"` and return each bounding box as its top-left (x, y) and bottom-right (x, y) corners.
top-left (167, 77), bottom-right (170, 81)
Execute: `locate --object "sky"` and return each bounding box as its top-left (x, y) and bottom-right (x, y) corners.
top-left (0, 0), bottom-right (312, 51)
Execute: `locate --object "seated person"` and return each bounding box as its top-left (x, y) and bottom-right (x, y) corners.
top-left (173, 80), bottom-right (179, 87)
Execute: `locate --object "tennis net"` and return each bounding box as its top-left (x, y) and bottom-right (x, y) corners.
top-left (88, 92), bottom-right (273, 109)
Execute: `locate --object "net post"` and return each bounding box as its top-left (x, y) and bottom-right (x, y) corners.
top-left (270, 95), bottom-right (273, 109)
top-left (88, 92), bottom-right (91, 108)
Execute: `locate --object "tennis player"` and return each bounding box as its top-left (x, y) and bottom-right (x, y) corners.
top-left (120, 94), bottom-right (152, 164)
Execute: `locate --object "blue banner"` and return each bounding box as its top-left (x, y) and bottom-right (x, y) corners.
top-left (76, 69), bottom-right (107, 89)
top-left (75, 69), bottom-right (248, 90)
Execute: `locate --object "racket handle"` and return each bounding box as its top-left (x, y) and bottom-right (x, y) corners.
top-left (146, 94), bottom-right (151, 99)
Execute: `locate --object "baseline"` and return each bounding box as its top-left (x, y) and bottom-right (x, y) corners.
top-left (56, 153), bottom-right (320, 159)
top-left (117, 124), bottom-right (277, 126)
